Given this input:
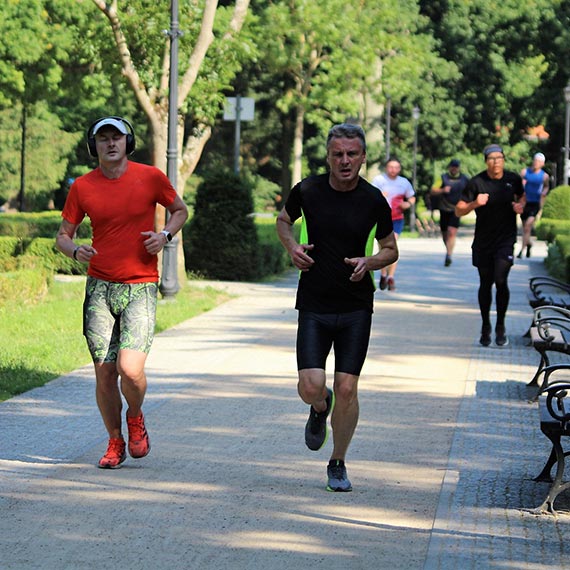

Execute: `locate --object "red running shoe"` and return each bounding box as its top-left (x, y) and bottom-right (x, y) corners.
top-left (127, 412), bottom-right (151, 458)
top-left (98, 437), bottom-right (126, 469)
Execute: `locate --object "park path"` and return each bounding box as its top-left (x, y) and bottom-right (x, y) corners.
top-left (1, 234), bottom-right (569, 569)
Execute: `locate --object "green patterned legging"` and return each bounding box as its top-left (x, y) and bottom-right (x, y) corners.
top-left (83, 276), bottom-right (158, 363)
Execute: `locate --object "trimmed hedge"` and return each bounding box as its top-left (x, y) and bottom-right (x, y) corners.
top-left (184, 170), bottom-right (261, 281)
top-left (536, 218), bottom-right (570, 242)
top-left (545, 235), bottom-right (570, 282)
top-left (542, 185), bottom-right (570, 220)
top-left (0, 211), bottom-right (92, 239)
top-left (0, 236), bottom-right (88, 275)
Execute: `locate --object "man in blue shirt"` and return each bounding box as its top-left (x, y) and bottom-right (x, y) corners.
top-left (517, 152), bottom-right (549, 258)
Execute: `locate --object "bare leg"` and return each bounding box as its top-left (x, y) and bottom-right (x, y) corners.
top-left (330, 371), bottom-right (359, 461)
top-left (522, 217), bottom-right (535, 250)
top-left (298, 368), bottom-right (328, 411)
top-left (94, 362), bottom-right (122, 438)
top-left (446, 226), bottom-right (458, 257)
top-left (117, 348), bottom-right (148, 418)
top-left (441, 229), bottom-right (448, 251)
top-left (385, 232), bottom-right (400, 280)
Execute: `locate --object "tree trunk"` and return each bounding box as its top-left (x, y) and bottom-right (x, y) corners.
top-left (291, 106), bottom-right (305, 186)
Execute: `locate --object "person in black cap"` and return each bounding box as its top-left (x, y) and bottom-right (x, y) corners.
top-left (455, 144), bottom-right (525, 347)
top-left (430, 158), bottom-right (470, 266)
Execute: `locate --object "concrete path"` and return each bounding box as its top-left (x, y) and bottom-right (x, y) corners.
top-left (1, 234), bottom-right (570, 569)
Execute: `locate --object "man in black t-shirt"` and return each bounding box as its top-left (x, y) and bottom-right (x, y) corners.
top-left (276, 123), bottom-right (397, 492)
top-left (430, 159), bottom-right (469, 266)
top-left (456, 144), bottom-right (525, 348)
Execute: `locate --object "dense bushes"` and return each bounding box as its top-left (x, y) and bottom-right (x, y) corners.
top-left (184, 170), bottom-right (262, 281)
top-left (0, 236), bottom-right (87, 307)
top-left (537, 186), bottom-right (570, 281)
top-left (0, 212), bottom-right (92, 239)
top-left (542, 185), bottom-right (570, 220)
top-left (0, 178), bottom-right (291, 291)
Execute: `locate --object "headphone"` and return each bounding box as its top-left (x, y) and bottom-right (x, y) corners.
top-left (86, 116), bottom-right (136, 158)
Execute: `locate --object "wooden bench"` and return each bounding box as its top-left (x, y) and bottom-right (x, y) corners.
top-left (527, 306), bottom-right (570, 390)
top-left (533, 364), bottom-right (570, 514)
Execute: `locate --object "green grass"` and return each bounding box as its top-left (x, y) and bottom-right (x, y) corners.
top-left (0, 279), bottom-right (231, 402)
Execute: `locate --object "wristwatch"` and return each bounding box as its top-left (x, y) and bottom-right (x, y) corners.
top-left (160, 230), bottom-right (173, 242)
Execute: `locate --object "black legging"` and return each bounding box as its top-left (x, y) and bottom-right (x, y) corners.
top-left (477, 258), bottom-right (512, 329)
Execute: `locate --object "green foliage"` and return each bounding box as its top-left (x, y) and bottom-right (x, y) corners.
top-left (0, 103), bottom-right (81, 209)
top-left (0, 267), bottom-right (51, 309)
top-left (22, 237), bottom-right (88, 275)
top-left (0, 237), bottom-right (21, 272)
top-left (542, 185), bottom-right (570, 220)
top-left (545, 236), bottom-right (570, 282)
top-left (0, 235), bottom-right (89, 276)
top-left (0, 211), bottom-right (92, 238)
top-left (254, 216), bottom-right (295, 276)
top-left (536, 218), bottom-right (570, 243)
top-left (419, 0), bottom-right (559, 153)
top-left (185, 170), bottom-right (260, 281)
top-left (249, 174), bottom-right (281, 212)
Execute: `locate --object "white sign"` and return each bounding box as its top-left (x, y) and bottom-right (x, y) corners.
top-left (223, 97), bottom-right (255, 121)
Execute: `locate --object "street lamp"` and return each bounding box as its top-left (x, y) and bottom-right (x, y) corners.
top-left (564, 83), bottom-right (570, 186)
top-left (410, 105), bottom-right (420, 232)
top-left (385, 95), bottom-right (391, 162)
top-left (160, 0), bottom-right (181, 298)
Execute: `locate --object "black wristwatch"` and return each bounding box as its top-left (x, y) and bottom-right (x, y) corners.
top-left (160, 230), bottom-right (173, 242)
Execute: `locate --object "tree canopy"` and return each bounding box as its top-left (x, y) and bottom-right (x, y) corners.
top-left (1, 0), bottom-right (570, 210)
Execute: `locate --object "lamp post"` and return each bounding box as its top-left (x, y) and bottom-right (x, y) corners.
top-left (160, 0), bottom-right (181, 298)
top-left (564, 83), bottom-right (570, 186)
top-left (410, 105), bottom-right (420, 232)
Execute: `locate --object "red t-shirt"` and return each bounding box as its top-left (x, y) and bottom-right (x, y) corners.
top-left (62, 161), bottom-right (177, 283)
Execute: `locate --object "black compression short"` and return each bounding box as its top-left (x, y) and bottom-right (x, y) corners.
top-left (296, 310), bottom-right (372, 376)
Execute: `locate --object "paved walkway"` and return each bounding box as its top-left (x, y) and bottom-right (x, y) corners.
top-left (1, 234), bottom-right (570, 569)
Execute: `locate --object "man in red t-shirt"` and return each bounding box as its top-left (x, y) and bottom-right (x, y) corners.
top-left (56, 116), bottom-right (187, 469)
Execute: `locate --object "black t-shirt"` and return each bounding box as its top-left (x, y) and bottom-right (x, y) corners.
top-left (285, 174), bottom-right (393, 313)
top-left (460, 170), bottom-right (524, 252)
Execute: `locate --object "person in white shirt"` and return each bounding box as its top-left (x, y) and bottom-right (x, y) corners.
top-left (371, 158), bottom-right (415, 291)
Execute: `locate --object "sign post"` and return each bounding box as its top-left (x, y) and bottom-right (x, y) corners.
top-left (224, 96), bottom-right (255, 174)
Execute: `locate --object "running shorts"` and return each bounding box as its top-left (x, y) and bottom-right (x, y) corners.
top-left (83, 276), bottom-right (158, 363)
top-left (296, 310), bottom-right (372, 376)
top-left (439, 210), bottom-right (460, 231)
top-left (472, 244), bottom-right (514, 269)
top-left (521, 202), bottom-right (540, 222)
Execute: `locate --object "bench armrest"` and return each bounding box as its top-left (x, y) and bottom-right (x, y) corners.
top-left (529, 276), bottom-right (570, 294)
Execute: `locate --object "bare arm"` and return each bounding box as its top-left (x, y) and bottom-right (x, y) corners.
top-left (276, 208), bottom-right (314, 271)
top-left (55, 218), bottom-right (98, 263)
top-left (540, 173), bottom-right (550, 209)
top-left (142, 195), bottom-right (189, 255)
top-left (455, 193), bottom-right (489, 217)
top-left (344, 231), bottom-right (399, 282)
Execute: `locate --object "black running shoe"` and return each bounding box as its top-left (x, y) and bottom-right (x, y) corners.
top-left (379, 275), bottom-right (388, 290)
top-left (326, 459), bottom-right (352, 492)
top-left (495, 325), bottom-right (509, 347)
top-left (444, 255), bottom-right (452, 266)
top-left (305, 388), bottom-right (335, 451)
top-left (479, 325), bottom-right (491, 347)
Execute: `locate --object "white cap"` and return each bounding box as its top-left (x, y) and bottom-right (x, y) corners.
top-left (533, 152), bottom-right (546, 162)
top-left (92, 118), bottom-right (128, 135)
